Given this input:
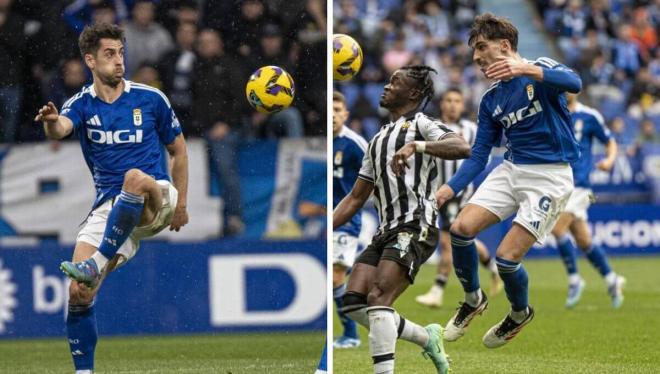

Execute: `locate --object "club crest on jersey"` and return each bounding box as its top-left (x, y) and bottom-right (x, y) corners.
top-left (526, 84), bottom-right (534, 100)
top-left (401, 121), bottom-right (411, 129)
top-left (334, 151), bottom-right (343, 165)
top-left (394, 232), bottom-right (412, 258)
top-left (133, 108), bottom-right (142, 126)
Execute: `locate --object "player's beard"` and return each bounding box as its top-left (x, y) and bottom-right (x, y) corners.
top-left (99, 70), bottom-right (123, 88)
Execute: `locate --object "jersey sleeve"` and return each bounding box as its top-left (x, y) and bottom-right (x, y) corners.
top-left (60, 94), bottom-right (85, 130)
top-left (154, 91), bottom-right (182, 145)
top-left (534, 57), bottom-right (582, 94)
top-left (418, 115), bottom-right (453, 141)
top-left (589, 111), bottom-right (613, 144)
top-left (447, 99), bottom-right (500, 194)
top-left (357, 147), bottom-right (374, 183)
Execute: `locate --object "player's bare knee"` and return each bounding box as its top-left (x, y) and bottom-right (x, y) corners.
top-left (449, 218), bottom-right (477, 238)
top-left (122, 168), bottom-right (150, 194)
top-left (495, 247), bottom-right (524, 262)
top-left (367, 282), bottom-right (392, 306)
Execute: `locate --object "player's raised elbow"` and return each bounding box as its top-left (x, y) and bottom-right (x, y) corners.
top-left (566, 73), bottom-right (582, 94)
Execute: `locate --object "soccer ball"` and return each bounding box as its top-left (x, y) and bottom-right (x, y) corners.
top-left (245, 65), bottom-right (295, 113)
top-left (333, 34), bottom-right (363, 81)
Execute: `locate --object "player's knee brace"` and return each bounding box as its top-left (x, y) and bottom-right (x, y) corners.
top-left (341, 291), bottom-right (369, 327)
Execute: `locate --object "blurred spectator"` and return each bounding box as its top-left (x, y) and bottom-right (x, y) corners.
top-left (131, 64), bottom-right (162, 88)
top-left (225, 0), bottom-right (270, 58)
top-left (48, 59), bottom-right (88, 109)
top-left (64, 0), bottom-right (125, 34)
top-left (158, 21), bottom-right (197, 128)
top-left (193, 29), bottom-right (247, 236)
top-left (629, 119), bottom-right (660, 156)
top-left (124, 0), bottom-right (174, 76)
top-left (630, 7), bottom-right (657, 62)
top-left (0, 0), bottom-right (27, 143)
top-left (612, 24), bottom-right (642, 78)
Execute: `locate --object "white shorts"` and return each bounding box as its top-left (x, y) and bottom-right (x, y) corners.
top-left (333, 231), bottom-right (359, 268)
top-left (468, 161), bottom-right (573, 244)
top-left (563, 187), bottom-right (593, 221)
top-left (77, 180), bottom-right (178, 264)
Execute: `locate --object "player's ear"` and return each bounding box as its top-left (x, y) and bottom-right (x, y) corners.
top-left (499, 39), bottom-right (511, 54)
top-left (84, 53), bottom-right (95, 70)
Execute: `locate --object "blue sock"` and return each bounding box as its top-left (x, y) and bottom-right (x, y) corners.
top-left (316, 342), bottom-right (327, 372)
top-left (334, 283), bottom-right (358, 339)
top-left (584, 244), bottom-right (612, 277)
top-left (66, 303), bottom-right (98, 371)
top-left (496, 257), bottom-right (529, 312)
top-left (556, 234), bottom-right (578, 275)
top-left (450, 232), bottom-right (480, 293)
top-left (98, 191), bottom-right (145, 259)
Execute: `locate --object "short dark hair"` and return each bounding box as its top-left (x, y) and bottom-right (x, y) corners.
top-left (400, 65), bottom-right (438, 110)
top-left (333, 91), bottom-right (347, 105)
top-left (468, 13), bottom-right (518, 51)
top-left (442, 87), bottom-right (463, 99)
top-left (78, 23), bottom-right (125, 57)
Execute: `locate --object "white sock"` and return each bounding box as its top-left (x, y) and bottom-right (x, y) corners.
top-left (395, 313), bottom-right (429, 347)
top-left (367, 307), bottom-right (397, 374)
top-left (91, 251), bottom-right (109, 270)
top-left (76, 370), bottom-right (92, 374)
top-left (346, 306), bottom-right (369, 327)
top-left (465, 289), bottom-right (482, 307)
top-left (510, 307), bottom-right (529, 323)
top-left (568, 273), bottom-right (582, 285)
top-left (374, 361), bottom-right (394, 374)
top-left (605, 272), bottom-right (617, 286)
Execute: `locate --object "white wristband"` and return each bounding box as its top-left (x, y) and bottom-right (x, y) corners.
top-left (414, 141), bottom-right (426, 153)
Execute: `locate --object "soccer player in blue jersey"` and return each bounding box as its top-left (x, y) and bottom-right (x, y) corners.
top-left (434, 13), bottom-right (582, 348)
top-left (332, 91), bottom-right (368, 349)
top-left (34, 24), bottom-right (188, 373)
top-left (551, 92), bottom-right (625, 309)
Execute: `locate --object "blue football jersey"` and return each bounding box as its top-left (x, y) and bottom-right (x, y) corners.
top-left (60, 80), bottom-right (182, 209)
top-left (448, 57), bottom-right (582, 194)
top-left (570, 102), bottom-right (612, 188)
top-left (333, 126), bottom-right (368, 236)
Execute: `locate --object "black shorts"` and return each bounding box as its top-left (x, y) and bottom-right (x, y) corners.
top-left (439, 198), bottom-right (462, 231)
top-left (355, 223), bottom-right (439, 283)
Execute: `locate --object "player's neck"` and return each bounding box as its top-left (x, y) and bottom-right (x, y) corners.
top-left (389, 103), bottom-right (419, 122)
top-left (93, 79), bottom-right (125, 104)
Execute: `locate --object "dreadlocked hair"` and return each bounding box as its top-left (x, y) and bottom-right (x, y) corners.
top-left (401, 65), bottom-right (438, 110)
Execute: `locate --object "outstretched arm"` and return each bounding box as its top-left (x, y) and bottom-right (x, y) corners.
top-left (34, 101), bottom-right (74, 140)
top-left (485, 56), bottom-right (581, 93)
top-left (391, 133), bottom-right (471, 176)
top-left (333, 178), bottom-right (374, 230)
top-left (166, 134), bottom-right (189, 231)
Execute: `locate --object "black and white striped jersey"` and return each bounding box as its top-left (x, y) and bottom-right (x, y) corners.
top-left (441, 119), bottom-right (478, 205)
top-left (357, 112), bottom-right (453, 233)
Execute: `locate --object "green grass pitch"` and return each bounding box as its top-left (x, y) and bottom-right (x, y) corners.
top-left (0, 331), bottom-right (324, 373)
top-left (333, 257), bottom-right (660, 373)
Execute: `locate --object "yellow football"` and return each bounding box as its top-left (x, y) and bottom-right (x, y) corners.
top-left (245, 65), bottom-right (295, 113)
top-left (333, 34), bottom-right (363, 81)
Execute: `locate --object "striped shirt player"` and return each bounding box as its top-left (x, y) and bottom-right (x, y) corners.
top-left (359, 112), bottom-right (453, 234)
top-left (438, 119), bottom-right (477, 229)
top-left (333, 125), bottom-right (368, 268)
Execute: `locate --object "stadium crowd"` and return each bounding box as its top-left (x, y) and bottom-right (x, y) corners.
top-left (334, 0), bottom-right (658, 153)
top-left (0, 0), bottom-right (326, 235)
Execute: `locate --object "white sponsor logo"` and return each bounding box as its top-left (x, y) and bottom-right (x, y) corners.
top-left (33, 266), bottom-right (69, 315)
top-left (0, 259), bottom-right (18, 333)
top-left (498, 100), bottom-right (543, 128)
top-left (87, 129), bottom-right (144, 144)
top-left (209, 254), bottom-right (325, 326)
top-left (590, 220), bottom-right (660, 248)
